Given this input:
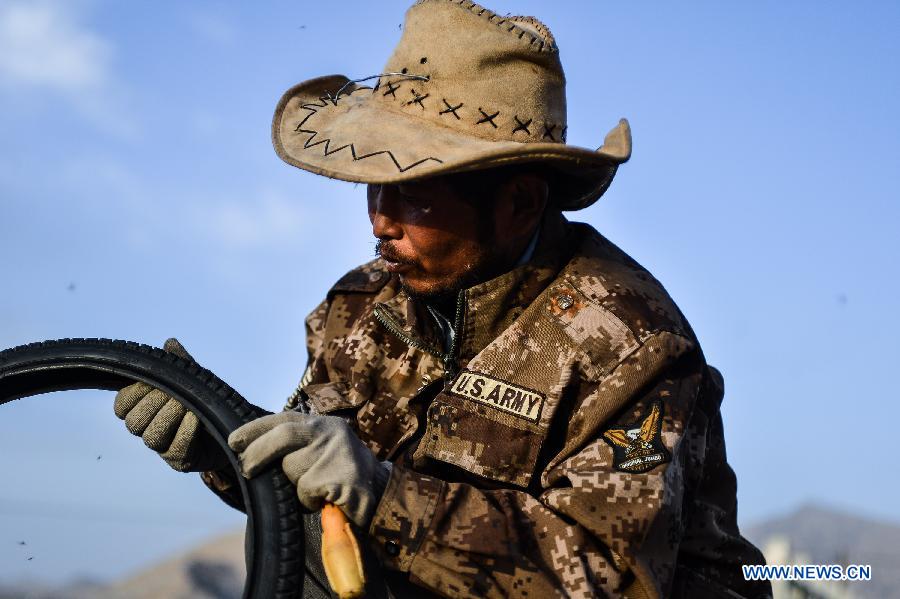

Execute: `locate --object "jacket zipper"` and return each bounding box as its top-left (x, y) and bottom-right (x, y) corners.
top-left (443, 291), bottom-right (465, 379)
top-left (374, 293), bottom-right (466, 460)
top-left (373, 291), bottom-right (466, 378)
top-left (373, 304), bottom-right (444, 360)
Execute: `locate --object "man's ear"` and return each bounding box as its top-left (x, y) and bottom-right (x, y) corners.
top-left (500, 172), bottom-right (549, 237)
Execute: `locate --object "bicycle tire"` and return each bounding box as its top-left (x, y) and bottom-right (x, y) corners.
top-left (0, 338), bottom-right (304, 599)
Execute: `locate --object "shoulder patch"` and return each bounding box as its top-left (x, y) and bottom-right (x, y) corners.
top-left (602, 401), bottom-right (671, 473)
top-left (328, 260), bottom-right (391, 296)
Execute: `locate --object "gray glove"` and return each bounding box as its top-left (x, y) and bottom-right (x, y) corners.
top-left (228, 411), bottom-right (391, 530)
top-left (114, 338), bottom-right (229, 472)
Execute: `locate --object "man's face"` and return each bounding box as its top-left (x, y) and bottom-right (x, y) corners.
top-left (368, 178), bottom-right (500, 297)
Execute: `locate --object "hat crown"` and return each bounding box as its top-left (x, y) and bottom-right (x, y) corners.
top-left (271, 0), bottom-right (630, 211)
top-left (375, 0), bottom-right (568, 144)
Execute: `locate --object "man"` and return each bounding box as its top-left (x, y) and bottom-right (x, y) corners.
top-left (115, 2), bottom-right (770, 597)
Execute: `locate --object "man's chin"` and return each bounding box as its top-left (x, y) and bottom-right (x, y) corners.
top-left (399, 268), bottom-right (487, 300)
top-left (395, 255), bottom-right (498, 299)
top-left (399, 275), bottom-right (460, 300)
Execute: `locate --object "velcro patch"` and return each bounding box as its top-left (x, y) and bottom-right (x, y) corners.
top-left (448, 370), bottom-right (545, 422)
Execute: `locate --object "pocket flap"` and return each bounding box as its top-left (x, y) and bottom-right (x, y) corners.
top-left (303, 381), bottom-right (364, 414)
top-left (412, 394), bottom-right (546, 488)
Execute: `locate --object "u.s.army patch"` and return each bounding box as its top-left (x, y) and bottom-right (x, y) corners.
top-left (602, 401), bottom-right (670, 473)
top-left (449, 370), bottom-right (545, 422)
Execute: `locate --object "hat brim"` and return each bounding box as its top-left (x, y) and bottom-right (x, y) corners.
top-left (272, 75), bottom-right (631, 210)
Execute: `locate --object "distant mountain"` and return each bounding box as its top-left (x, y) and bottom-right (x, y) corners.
top-left (101, 529), bottom-right (244, 599)
top-left (0, 530), bottom-right (245, 599)
top-left (744, 503), bottom-right (900, 599)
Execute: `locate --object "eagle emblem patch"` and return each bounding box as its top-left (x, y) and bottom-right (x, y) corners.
top-left (602, 401), bottom-right (670, 473)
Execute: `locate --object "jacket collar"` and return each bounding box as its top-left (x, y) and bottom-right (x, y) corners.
top-left (374, 210), bottom-right (576, 373)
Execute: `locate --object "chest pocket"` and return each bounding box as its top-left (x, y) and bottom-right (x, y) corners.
top-left (412, 369), bottom-right (558, 488)
top-left (410, 283), bottom-right (586, 488)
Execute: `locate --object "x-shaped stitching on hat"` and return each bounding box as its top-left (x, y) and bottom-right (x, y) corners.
top-left (477, 108), bottom-right (500, 128)
top-left (407, 90), bottom-right (430, 110)
top-left (512, 116), bottom-right (532, 135)
top-left (439, 99), bottom-right (463, 119)
top-left (382, 82), bottom-right (400, 98)
top-left (542, 123), bottom-right (556, 141)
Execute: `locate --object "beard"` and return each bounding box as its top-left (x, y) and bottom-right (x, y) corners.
top-left (375, 239), bottom-right (500, 299)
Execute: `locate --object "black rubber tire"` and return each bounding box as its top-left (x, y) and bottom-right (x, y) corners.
top-left (0, 338), bottom-right (303, 599)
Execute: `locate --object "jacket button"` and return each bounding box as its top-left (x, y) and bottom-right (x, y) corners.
top-left (556, 293), bottom-right (574, 310)
top-left (384, 540), bottom-right (400, 557)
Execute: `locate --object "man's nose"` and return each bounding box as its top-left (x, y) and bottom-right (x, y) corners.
top-left (368, 185), bottom-right (403, 240)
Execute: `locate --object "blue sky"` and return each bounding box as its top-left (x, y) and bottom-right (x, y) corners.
top-left (1, 0), bottom-right (898, 585)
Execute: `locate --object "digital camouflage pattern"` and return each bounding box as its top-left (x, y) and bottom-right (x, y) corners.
top-left (273, 210), bottom-right (771, 598)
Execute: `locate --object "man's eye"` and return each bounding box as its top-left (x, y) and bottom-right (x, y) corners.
top-left (401, 194), bottom-right (432, 213)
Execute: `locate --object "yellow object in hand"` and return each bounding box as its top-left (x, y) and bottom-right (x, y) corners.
top-left (321, 503), bottom-right (366, 598)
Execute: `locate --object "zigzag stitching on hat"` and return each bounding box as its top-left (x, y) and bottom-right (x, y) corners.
top-left (413, 0), bottom-right (557, 52)
top-left (293, 99), bottom-right (444, 173)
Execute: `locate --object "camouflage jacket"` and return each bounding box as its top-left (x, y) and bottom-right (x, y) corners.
top-left (287, 211), bottom-right (770, 598)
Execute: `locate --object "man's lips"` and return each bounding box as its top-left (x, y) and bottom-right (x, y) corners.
top-left (383, 259), bottom-right (413, 273)
top-left (377, 242), bottom-right (418, 273)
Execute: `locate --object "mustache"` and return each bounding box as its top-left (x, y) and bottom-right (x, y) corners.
top-left (374, 240), bottom-right (418, 266)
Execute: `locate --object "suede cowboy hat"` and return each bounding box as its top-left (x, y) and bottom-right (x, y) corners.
top-left (272, 0), bottom-right (632, 210)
